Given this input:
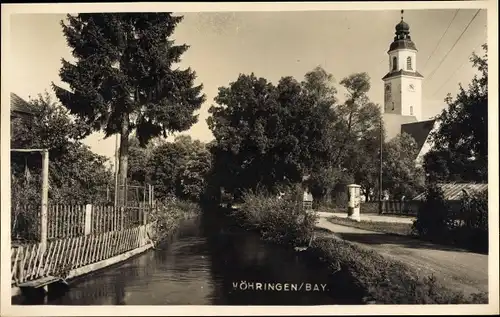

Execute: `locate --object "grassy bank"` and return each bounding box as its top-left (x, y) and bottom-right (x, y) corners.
top-left (327, 216), bottom-right (414, 236)
top-left (234, 190), bottom-right (488, 304)
top-left (148, 199), bottom-right (201, 244)
top-left (306, 237), bottom-right (487, 304)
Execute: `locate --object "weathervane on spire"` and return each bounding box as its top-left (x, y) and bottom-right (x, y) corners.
top-left (401, 9), bottom-right (404, 21)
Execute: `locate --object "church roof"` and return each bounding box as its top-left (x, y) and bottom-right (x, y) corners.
top-left (401, 119), bottom-right (436, 157)
top-left (396, 20), bottom-right (410, 32)
top-left (388, 10), bottom-right (418, 53)
top-left (388, 39), bottom-right (417, 52)
top-left (382, 70), bottom-right (424, 81)
top-left (383, 113), bottom-right (417, 141)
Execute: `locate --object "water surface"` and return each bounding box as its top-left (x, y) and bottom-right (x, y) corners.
top-left (20, 212), bottom-right (362, 305)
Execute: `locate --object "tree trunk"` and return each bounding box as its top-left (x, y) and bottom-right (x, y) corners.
top-left (118, 114), bottom-right (130, 206)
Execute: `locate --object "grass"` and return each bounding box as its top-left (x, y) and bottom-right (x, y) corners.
top-left (307, 237), bottom-right (488, 304)
top-left (326, 216), bottom-right (414, 237)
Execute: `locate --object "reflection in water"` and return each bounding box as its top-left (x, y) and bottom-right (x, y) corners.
top-left (24, 210), bottom-right (361, 305)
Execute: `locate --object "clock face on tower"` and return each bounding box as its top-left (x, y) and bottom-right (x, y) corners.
top-left (408, 83), bottom-right (415, 91)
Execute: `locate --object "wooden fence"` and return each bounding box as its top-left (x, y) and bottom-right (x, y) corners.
top-left (49, 205), bottom-right (85, 239)
top-left (11, 204), bottom-right (150, 243)
top-left (382, 200), bottom-right (419, 216)
top-left (359, 200), bottom-right (419, 216)
top-left (11, 222), bottom-right (155, 286)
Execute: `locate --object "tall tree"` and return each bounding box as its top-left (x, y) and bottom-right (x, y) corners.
top-left (322, 72), bottom-right (383, 201)
top-left (146, 135), bottom-right (209, 200)
top-left (345, 122), bottom-right (386, 201)
top-left (383, 132), bottom-right (425, 199)
top-left (177, 146), bottom-right (212, 201)
top-left (148, 140), bottom-right (187, 199)
top-left (300, 66), bottom-right (339, 202)
top-left (331, 72), bottom-right (376, 167)
top-left (52, 13), bottom-right (205, 203)
top-left (207, 69), bottom-right (335, 199)
top-left (424, 44), bottom-right (488, 182)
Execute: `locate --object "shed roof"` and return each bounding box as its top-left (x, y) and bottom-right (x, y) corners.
top-left (413, 183), bottom-right (488, 201)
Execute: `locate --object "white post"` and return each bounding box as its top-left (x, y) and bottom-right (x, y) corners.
top-left (347, 184), bottom-right (361, 222)
top-left (84, 204), bottom-right (92, 235)
top-left (40, 150), bottom-right (49, 254)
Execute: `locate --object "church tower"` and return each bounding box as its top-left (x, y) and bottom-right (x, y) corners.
top-left (382, 10), bottom-right (424, 121)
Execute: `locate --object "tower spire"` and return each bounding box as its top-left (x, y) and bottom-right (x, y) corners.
top-left (394, 9), bottom-right (411, 41)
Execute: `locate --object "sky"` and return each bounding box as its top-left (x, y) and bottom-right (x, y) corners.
top-left (9, 9), bottom-right (487, 164)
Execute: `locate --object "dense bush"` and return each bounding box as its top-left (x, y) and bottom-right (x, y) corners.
top-left (412, 183), bottom-right (488, 252)
top-left (453, 189), bottom-right (488, 252)
top-left (233, 186), bottom-right (318, 246)
top-left (148, 198), bottom-right (201, 243)
top-left (412, 184), bottom-right (452, 240)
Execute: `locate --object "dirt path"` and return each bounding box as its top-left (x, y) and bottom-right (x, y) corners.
top-left (315, 217), bottom-right (488, 296)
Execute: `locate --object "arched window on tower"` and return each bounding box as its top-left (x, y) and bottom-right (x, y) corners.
top-left (392, 102), bottom-right (395, 111)
top-left (410, 106), bottom-right (413, 115)
top-left (392, 57), bottom-right (398, 71)
top-left (407, 57), bottom-right (413, 70)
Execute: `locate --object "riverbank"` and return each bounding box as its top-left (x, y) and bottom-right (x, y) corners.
top-left (231, 192), bottom-right (488, 304)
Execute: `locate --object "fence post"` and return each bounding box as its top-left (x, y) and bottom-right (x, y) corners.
top-left (40, 150), bottom-right (49, 255)
top-left (84, 204), bottom-right (93, 235)
top-left (121, 207), bottom-right (125, 230)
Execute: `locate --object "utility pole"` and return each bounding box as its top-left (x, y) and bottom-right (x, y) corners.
top-left (379, 115), bottom-right (384, 214)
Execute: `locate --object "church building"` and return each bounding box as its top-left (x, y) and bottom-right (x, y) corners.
top-left (381, 11), bottom-right (439, 167)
